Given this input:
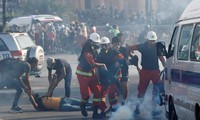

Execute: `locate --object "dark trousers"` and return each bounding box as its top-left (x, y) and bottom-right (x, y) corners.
top-left (64, 67), bottom-right (72, 97)
top-left (4, 77), bottom-right (23, 108)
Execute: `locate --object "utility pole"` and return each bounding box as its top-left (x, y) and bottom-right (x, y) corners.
top-left (2, 0), bottom-right (6, 30)
top-left (145, 0), bottom-right (152, 26)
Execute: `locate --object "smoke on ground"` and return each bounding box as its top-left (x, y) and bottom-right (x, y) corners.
top-left (109, 88), bottom-right (165, 120)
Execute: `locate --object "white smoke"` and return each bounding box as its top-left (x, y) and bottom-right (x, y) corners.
top-left (109, 87), bottom-right (165, 120)
top-left (109, 105), bottom-right (133, 120)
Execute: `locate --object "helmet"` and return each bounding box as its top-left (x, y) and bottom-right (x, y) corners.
top-left (101, 37), bottom-right (110, 44)
top-left (147, 31), bottom-right (157, 40)
top-left (89, 33), bottom-right (101, 43)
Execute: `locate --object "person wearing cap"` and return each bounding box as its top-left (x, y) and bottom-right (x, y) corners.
top-left (128, 31), bottom-right (165, 116)
top-left (0, 57), bottom-right (39, 113)
top-left (46, 57), bottom-right (72, 98)
top-left (76, 33), bottom-right (107, 119)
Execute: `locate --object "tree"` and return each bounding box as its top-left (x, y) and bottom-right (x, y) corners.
top-left (19, 0), bottom-right (73, 18)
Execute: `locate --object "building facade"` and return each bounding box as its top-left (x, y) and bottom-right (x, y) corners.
top-left (72, 0), bottom-right (158, 17)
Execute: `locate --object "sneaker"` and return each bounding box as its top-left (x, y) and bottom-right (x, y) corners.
top-left (92, 113), bottom-right (102, 119)
top-left (121, 101), bottom-right (125, 105)
top-left (80, 104), bottom-right (88, 117)
top-left (100, 111), bottom-right (106, 118)
top-left (134, 104), bottom-right (140, 115)
top-left (151, 109), bottom-right (162, 116)
top-left (10, 106), bottom-right (23, 113)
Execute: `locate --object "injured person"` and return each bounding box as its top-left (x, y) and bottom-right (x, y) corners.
top-left (32, 94), bottom-right (92, 111)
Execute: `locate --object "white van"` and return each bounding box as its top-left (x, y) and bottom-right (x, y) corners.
top-left (5, 14), bottom-right (63, 32)
top-left (163, 0), bottom-right (200, 120)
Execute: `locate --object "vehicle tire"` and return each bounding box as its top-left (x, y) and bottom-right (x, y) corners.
top-left (195, 104), bottom-right (200, 120)
top-left (27, 46), bottom-right (44, 71)
top-left (168, 97), bottom-right (178, 120)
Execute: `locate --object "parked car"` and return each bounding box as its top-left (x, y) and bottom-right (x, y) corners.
top-left (0, 32), bottom-right (45, 88)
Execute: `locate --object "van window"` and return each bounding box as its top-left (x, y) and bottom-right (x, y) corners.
top-left (177, 24), bottom-right (193, 60)
top-left (190, 23), bottom-right (200, 61)
top-left (0, 39), bottom-right (9, 51)
top-left (167, 27), bottom-right (178, 58)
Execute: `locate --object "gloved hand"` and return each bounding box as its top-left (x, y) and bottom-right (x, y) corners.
top-left (129, 55), bottom-right (139, 66)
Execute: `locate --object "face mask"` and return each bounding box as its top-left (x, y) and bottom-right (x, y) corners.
top-left (97, 48), bottom-right (101, 54)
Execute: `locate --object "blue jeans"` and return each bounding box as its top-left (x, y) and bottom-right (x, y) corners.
top-left (60, 98), bottom-right (92, 111)
top-left (4, 76), bottom-right (23, 108)
top-left (64, 67), bottom-right (72, 97)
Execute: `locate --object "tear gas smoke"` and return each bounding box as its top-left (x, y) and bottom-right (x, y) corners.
top-left (157, 0), bottom-right (191, 23)
top-left (109, 105), bottom-right (133, 120)
top-left (109, 87), bottom-right (165, 120)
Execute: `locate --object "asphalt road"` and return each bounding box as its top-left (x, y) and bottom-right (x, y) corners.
top-left (0, 53), bottom-right (167, 120)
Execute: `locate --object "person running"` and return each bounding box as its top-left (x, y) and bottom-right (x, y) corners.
top-left (46, 57), bottom-right (72, 98)
top-left (0, 57), bottom-right (39, 113)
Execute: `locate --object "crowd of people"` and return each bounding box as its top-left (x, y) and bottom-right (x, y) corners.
top-left (74, 4), bottom-right (183, 26)
top-left (0, 22), bottom-right (167, 119)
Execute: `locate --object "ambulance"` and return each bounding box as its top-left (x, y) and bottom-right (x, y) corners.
top-left (5, 14), bottom-right (63, 32)
top-left (164, 0), bottom-right (200, 120)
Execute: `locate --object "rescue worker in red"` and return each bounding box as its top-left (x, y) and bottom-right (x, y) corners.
top-left (128, 31), bottom-right (165, 116)
top-left (76, 32), bottom-right (107, 119)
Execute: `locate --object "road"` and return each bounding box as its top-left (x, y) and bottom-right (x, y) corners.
top-left (0, 53), bottom-right (167, 120)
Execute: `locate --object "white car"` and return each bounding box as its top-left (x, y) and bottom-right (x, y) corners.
top-left (0, 32), bottom-right (45, 73)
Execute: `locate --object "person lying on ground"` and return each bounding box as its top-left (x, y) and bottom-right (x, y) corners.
top-left (32, 93), bottom-right (92, 111)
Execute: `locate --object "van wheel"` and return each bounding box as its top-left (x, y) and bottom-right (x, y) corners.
top-left (195, 104), bottom-right (200, 120)
top-left (168, 97), bottom-right (178, 120)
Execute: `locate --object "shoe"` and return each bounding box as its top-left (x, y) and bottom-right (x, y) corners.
top-left (92, 113), bottom-right (102, 119)
top-left (80, 103), bottom-right (88, 117)
top-left (105, 107), bottom-right (111, 114)
top-left (151, 109), bottom-right (162, 116)
top-left (92, 106), bottom-right (102, 119)
top-left (134, 104), bottom-right (140, 115)
top-left (100, 111), bottom-right (106, 118)
top-left (10, 106), bottom-right (23, 113)
top-left (121, 101), bottom-right (125, 105)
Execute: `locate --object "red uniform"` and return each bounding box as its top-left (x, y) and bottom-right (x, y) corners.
top-left (76, 51), bottom-right (106, 111)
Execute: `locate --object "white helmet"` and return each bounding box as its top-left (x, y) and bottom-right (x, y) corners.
top-left (101, 37), bottom-right (110, 44)
top-left (147, 31), bottom-right (157, 40)
top-left (89, 33), bottom-right (101, 43)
